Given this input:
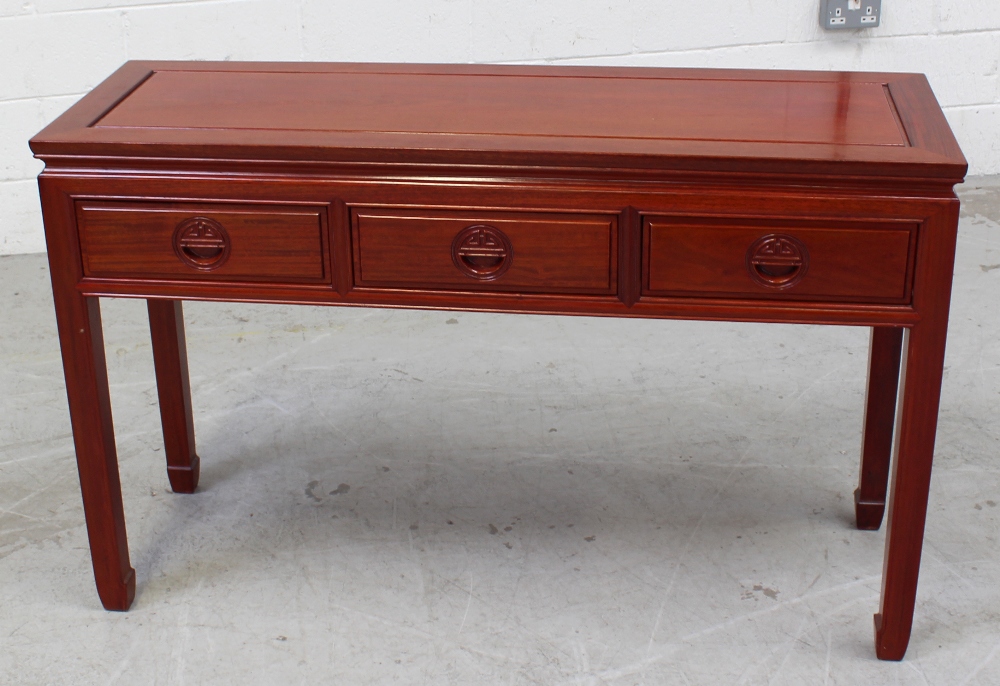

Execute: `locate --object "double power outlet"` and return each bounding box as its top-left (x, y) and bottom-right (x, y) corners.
top-left (821, 0), bottom-right (881, 29)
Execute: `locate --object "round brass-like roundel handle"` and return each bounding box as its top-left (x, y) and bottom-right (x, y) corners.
top-left (173, 217), bottom-right (231, 271)
top-left (451, 225), bottom-right (513, 280)
top-left (746, 234), bottom-right (809, 289)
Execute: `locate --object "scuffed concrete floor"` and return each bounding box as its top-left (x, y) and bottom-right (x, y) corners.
top-left (1, 179), bottom-right (998, 685)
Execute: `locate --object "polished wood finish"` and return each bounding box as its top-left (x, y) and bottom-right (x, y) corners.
top-left (94, 69), bottom-right (909, 153)
top-left (147, 299), bottom-right (200, 494)
top-left (77, 202), bottom-right (327, 283)
top-left (39, 179), bottom-right (134, 612)
top-left (644, 216), bottom-right (916, 302)
top-left (856, 327), bottom-right (904, 530)
top-left (354, 209), bottom-right (616, 294)
top-left (31, 61), bottom-right (967, 659)
top-left (32, 62), bottom-right (964, 181)
top-left (874, 201), bottom-right (959, 660)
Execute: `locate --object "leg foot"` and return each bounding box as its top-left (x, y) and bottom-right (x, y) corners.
top-left (874, 613), bottom-right (907, 661)
top-left (98, 567), bottom-right (137, 612)
top-left (854, 488), bottom-right (886, 531)
top-left (167, 455), bottom-right (201, 495)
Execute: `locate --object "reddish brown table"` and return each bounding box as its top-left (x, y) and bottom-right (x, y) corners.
top-left (30, 62), bottom-right (967, 660)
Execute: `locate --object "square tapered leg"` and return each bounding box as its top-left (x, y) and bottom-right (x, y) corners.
top-left (148, 299), bottom-right (200, 494)
top-left (855, 326), bottom-right (903, 530)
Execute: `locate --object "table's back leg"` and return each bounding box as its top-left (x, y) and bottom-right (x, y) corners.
top-left (147, 299), bottom-right (200, 494)
top-left (855, 326), bottom-right (904, 530)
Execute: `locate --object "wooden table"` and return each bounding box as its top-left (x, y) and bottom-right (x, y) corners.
top-left (30, 62), bottom-right (967, 660)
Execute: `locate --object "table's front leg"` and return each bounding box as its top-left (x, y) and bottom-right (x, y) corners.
top-left (874, 320), bottom-right (949, 659)
top-left (148, 300), bottom-right (200, 494)
top-left (52, 294), bottom-right (135, 610)
top-left (873, 201), bottom-right (959, 660)
top-left (855, 326), bottom-right (904, 530)
top-left (42, 179), bottom-right (134, 610)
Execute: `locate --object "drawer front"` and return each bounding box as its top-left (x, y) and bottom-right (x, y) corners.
top-left (643, 216), bottom-right (916, 303)
top-left (353, 208), bottom-right (617, 294)
top-left (77, 202), bottom-right (327, 283)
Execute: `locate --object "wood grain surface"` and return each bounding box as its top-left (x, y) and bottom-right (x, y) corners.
top-left (96, 70), bottom-right (905, 147)
top-left (353, 208), bottom-right (616, 294)
top-left (77, 201), bottom-right (328, 283)
top-left (644, 216), bottom-right (916, 302)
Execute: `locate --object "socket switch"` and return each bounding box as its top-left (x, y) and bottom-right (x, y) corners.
top-left (821, 0), bottom-right (881, 29)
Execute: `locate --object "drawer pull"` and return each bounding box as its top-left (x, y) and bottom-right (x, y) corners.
top-left (746, 234), bottom-right (809, 288)
top-left (173, 217), bottom-right (231, 270)
top-left (452, 225), bottom-right (513, 280)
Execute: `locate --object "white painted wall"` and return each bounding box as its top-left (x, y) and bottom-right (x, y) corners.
top-left (1, 0), bottom-right (997, 255)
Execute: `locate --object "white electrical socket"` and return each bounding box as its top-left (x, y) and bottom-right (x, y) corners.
top-left (821, 0), bottom-right (881, 29)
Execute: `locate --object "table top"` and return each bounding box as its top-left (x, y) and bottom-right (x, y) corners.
top-left (30, 61), bottom-right (966, 183)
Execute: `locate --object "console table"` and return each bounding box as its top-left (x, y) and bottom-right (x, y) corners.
top-left (30, 61), bottom-right (967, 660)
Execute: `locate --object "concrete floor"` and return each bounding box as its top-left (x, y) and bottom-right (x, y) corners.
top-left (1, 179), bottom-right (999, 685)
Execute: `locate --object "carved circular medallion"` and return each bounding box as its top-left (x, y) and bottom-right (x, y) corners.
top-left (746, 234), bottom-right (809, 289)
top-left (451, 225), bottom-right (513, 280)
top-left (173, 217), bottom-right (231, 271)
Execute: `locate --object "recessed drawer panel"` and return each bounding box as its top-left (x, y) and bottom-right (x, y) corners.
top-left (77, 202), bottom-right (327, 283)
top-left (353, 208), bottom-right (617, 294)
top-left (643, 216), bottom-right (916, 303)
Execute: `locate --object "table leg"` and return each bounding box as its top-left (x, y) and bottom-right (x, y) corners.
top-left (52, 295), bottom-right (135, 610)
top-left (148, 300), bottom-right (200, 494)
top-left (855, 326), bottom-right (904, 530)
top-left (42, 178), bottom-right (134, 610)
top-left (874, 319), bottom-right (949, 660)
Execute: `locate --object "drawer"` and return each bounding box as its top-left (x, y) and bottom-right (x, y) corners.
top-left (77, 202), bottom-right (328, 283)
top-left (353, 208), bottom-right (617, 294)
top-left (643, 216), bottom-right (917, 303)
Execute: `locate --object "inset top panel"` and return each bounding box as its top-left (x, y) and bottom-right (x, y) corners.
top-left (95, 69), bottom-right (904, 148)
